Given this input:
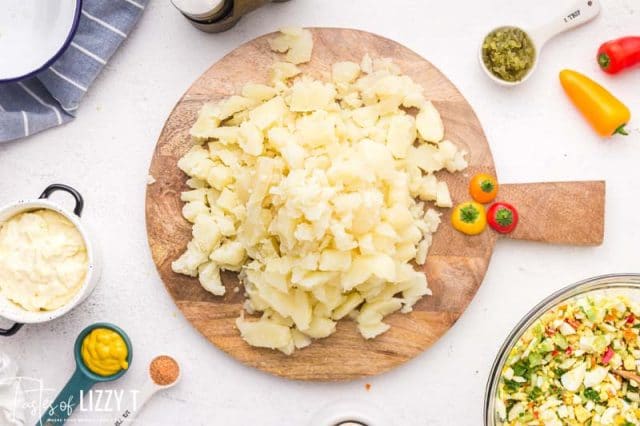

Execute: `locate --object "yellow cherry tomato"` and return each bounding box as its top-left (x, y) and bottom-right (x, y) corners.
top-left (451, 201), bottom-right (486, 235)
top-left (469, 173), bottom-right (498, 204)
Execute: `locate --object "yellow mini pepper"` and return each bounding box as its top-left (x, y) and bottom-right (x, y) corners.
top-left (451, 201), bottom-right (486, 235)
top-left (559, 69), bottom-right (631, 137)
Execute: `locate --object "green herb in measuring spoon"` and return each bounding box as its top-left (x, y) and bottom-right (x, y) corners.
top-left (482, 27), bottom-right (536, 82)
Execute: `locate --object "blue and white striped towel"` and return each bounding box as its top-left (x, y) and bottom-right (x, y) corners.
top-left (0, 0), bottom-right (148, 142)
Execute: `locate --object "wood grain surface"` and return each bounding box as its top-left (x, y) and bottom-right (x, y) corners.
top-left (145, 28), bottom-right (605, 381)
top-left (501, 181), bottom-right (605, 245)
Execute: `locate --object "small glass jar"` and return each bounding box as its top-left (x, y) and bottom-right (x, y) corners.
top-left (171, 0), bottom-right (291, 33)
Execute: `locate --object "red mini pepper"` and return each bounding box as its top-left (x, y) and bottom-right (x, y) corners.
top-left (597, 36), bottom-right (640, 74)
top-left (487, 202), bottom-right (518, 234)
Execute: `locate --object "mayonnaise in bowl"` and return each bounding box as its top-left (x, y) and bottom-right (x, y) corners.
top-left (0, 209), bottom-right (88, 311)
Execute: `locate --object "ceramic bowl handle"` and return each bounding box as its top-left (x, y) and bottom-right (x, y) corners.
top-left (530, 0), bottom-right (601, 48)
top-left (0, 322), bottom-right (23, 336)
top-left (38, 368), bottom-right (96, 426)
top-left (39, 184), bottom-right (84, 217)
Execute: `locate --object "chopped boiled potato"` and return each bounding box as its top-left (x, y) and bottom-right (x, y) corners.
top-left (332, 61), bottom-right (361, 84)
top-left (416, 101), bottom-right (444, 143)
top-left (386, 114), bottom-right (416, 158)
top-left (236, 316), bottom-right (292, 349)
top-left (189, 103), bottom-right (221, 140)
top-left (269, 27), bottom-right (313, 64)
top-left (435, 181), bottom-right (453, 208)
top-left (172, 240), bottom-right (208, 277)
top-left (192, 214), bottom-right (221, 252)
top-left (198, 262), bottom-right (225, 296)
top-left (209, 241), bottom-right (245, 268)
top-left (289, 78), bottom-right (337, 112)
top-left (318, 249), bottom-right (352, 272)
top-left (172, 27), bottom-right (468, 354)
top-left (242, 83), bottom-right (277, 102)
top-left (249, 96), bottom-right (287, 130)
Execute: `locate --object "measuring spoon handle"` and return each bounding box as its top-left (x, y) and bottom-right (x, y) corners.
top-left (38, 369), bottom-right (95, 425)
top-left (530, 0), bottom-right (601, 48)
top-left (105, 380), bottom-right (157, 426)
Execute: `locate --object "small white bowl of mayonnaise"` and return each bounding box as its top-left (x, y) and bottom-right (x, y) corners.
top-left (0, 184), bottom-right (101, 336)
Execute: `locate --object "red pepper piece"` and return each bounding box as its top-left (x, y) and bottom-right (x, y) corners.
top-left (598, 36), bottom-right (640, 74)
top-left (566, 346), bottom-right (573, 356)
top-left (627, 314), bottom-right (635, 325)
top-left (565, 318), bottom-right (581, 330)
top-left (602, 347), bottom-right (614, 364)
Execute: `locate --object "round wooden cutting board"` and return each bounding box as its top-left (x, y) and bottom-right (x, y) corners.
top-left (146, 28), bottom-right (605, 380)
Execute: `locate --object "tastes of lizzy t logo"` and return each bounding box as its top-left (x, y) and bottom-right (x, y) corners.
top-left (4, 376), bottom-right (139, 424)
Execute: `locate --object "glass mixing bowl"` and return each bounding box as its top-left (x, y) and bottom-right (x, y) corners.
top-left (484, 273), bottom-right (640, 425)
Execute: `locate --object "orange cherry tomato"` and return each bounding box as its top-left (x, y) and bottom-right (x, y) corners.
top-left (469, 173), bottom-right (498, 204)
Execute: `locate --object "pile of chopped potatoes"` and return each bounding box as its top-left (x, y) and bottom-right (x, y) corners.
top-left (172, 28), bottom-right (468, 354)
top-left (497, 294), bottom-right (640, 425)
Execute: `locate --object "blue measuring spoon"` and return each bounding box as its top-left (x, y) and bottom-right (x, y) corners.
top-left (38, 322), bottom-right (133, 426)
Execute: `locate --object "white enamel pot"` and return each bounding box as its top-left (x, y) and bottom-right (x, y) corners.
top-left (0, 184), bottom-right (101, 336)
top-left (0, 0), bottom-right (82, 82)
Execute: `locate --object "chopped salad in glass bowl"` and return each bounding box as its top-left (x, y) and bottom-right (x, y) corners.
top-left (485, 274), bottom-right (640, 426)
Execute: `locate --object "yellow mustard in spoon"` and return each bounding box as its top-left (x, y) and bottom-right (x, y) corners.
top-left (38, 323), bottom-right (132, 426)
top-left (81, 328), bottom-right (130, 376)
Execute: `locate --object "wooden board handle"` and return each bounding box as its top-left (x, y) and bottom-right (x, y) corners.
top-left (499, 181), bottom-right (605, 246)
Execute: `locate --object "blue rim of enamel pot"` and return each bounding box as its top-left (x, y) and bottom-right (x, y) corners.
top-left (0, 0), bottom-right (83, 83)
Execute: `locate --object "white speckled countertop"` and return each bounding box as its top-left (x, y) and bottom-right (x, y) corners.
top-left (1, 0), bottom-right (639, 424)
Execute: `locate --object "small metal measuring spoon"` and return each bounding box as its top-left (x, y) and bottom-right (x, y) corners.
top-left (104, 355), bottom-right (181, 425)
top-left (38, 323), bottom-right (133, 426)
top-left (479, 0), bottom-right (601, 86)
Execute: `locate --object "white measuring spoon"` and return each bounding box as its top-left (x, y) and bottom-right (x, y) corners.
top-left (104, 360), bottom-right (181, 425)
top-left (479, 0), bottom-right (601, 86)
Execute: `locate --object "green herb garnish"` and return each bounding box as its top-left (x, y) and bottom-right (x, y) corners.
top-left (584, 388), bottom-right (600, 402)
top-left (528, 387), bottom-right (543, 401)
top-left (503, 379), bottom-right (522, 392)
top-left (553, 367), bottom-right (566, 378)
top-left (512, 358), bottom-right (532, 380)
